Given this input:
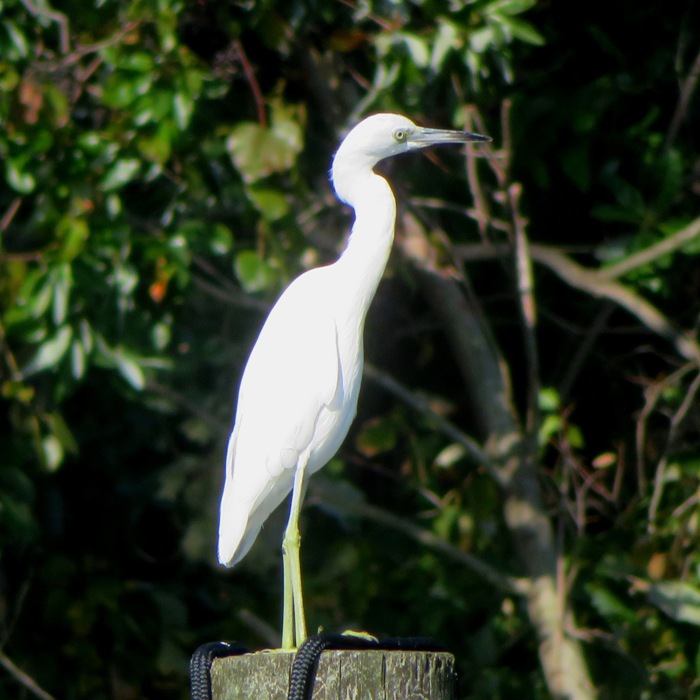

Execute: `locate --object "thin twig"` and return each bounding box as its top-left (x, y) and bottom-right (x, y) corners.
top-left (308, 478), bottom-right (529, 596)
top-left (456, 242), bottom-right (700, 365)
top-left (509, 182), bottom-right (540, 431)
top-left (363, 363), bottom-right (496, 477)
top-left (0, 650), bottom-right (57, 700)
top-left (635, 364), bottom-right (695, 497)
top-left (462, 105), bottom-right (492, 239)
top-left (648, 368), bottom-right (700, 531)
top-left (234, 40), bottom-right (267, 127)
top-left (665, 45), bottom-right (700, 151)
top-left (21, 0), bottom-right (69, 54)
top-left (1, 198), bottom-right (22, 233)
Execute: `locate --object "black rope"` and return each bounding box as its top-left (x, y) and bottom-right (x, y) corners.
top-left (287, 633), bottom-right (448, 700)
top-left (190, 634), bottom-right (448, 700)
top-left (190, 641), bottom-right (249, 700)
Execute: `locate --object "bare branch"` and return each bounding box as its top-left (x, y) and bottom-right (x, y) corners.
top-left (0, 650), bottom-right (57, 700)
top-left (234, 40), bottom-right (267, 128)
top-left (509, 182), bottom-right (541, 431)
top-left (665, 45), bottom-right (700, 151)
top-left (0, 198), bottom-right (22, 233)
top-left (456, 242), bottom-right (700, 365)
top-left (397, 212), bottom-right (596, 700)
top-left (21, 0), bottom-right (70, 54)
top-left (598, 216), bottom-right (700, 282)
top-left (648, 367), bottom-right (700, 531)
top-left (308, 478), bottom-right (529, 596)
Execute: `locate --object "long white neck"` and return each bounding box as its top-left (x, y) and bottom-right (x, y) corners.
top-left (330, 165), bottom-right (396, 323)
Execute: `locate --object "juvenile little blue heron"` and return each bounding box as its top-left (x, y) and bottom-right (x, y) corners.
top-left (218, 113), bottom-right (490, 649)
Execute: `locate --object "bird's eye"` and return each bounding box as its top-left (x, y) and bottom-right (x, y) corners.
top-left (393, 128), bottom-right (407, 143)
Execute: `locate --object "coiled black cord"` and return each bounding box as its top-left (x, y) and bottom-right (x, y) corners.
top-left (288, 633), bottom-right (448, 700)
top-left (190, 634), bottom-right (448, 700)
top-left (190, 641), bottom-right (249, 700)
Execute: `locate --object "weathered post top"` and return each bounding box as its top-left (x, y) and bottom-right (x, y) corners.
top-left (211, 648), bottom-right (457, 699)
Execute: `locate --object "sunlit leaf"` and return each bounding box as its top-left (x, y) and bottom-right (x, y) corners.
top-left (434, 443), bottom-right (467, 469)
top-left (42, 434), bottom-right (64, 471)
top-left (246, 187), bottom-right (289, 222)
top-left (3, 19), bottom-right (29, 58)
top-left (51, 264), bottom-right (72, 325)
top-left (112, 347), bottom-right (146, 390)
top-left (234, 250), bottom-right (275, 293)
top-left (100, 158), bottom-right (142, 191)
top-left (173, 92), bottom-right (194, 130)
top-left (70, 339), bottom-right (86, 379)
top-left (22, 326), bottom-right (73, 377)
top-left (209, 223), bottom-right (234, 255)
top-left (538, 387), bottom-right (560, 412)
top-left (430, 20), bottom-right (459, 73)
top-left (587, 584), bottom-right (638, 624)
top-left (648, 581), bottom-right (700, 626)
top-left (226, 105), bottom-right (303, 183)
top-left (5, 156), bottom-right (35, 193)
top-left (496, 15), bottom-right (545, 45)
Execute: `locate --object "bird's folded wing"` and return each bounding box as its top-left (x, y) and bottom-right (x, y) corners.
top-left (224, 272), bottom-right (343, 510)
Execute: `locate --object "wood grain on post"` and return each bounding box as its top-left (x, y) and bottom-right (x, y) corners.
top-left (211, 649), bottom-right (457, 699)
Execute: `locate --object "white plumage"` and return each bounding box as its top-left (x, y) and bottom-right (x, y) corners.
top-left (217, 113), bottom-right (490, 647)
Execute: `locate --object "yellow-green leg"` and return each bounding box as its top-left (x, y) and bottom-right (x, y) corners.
top-left (281, 455), bottom-right (308, 649)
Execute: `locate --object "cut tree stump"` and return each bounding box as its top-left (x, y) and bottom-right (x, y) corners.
top-left (211, 649), bottom-right (457, 699)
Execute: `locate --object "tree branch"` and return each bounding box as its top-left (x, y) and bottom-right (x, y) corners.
top-left (21, 0), bottom-right (69, 54)
top-left (0, 650), bottom-right (56, 700)
top-left (308, 478), bottom-right (529, 596)
top-left (598, 216), bottom-right (700, 282)
top-left (456, 241), bottom-right (700, 365)
top-left (397, 212), bottom-right (596, 699)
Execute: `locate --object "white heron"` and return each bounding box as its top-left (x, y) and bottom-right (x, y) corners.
top-left (218, 113), bottom-right (490, 649)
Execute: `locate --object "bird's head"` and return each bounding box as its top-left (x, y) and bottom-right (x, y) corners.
top-left (331, 113), bottom-right (490, 204)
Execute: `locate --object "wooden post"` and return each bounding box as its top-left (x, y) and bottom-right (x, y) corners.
top-left (211, 649), bottom-right (457, 699)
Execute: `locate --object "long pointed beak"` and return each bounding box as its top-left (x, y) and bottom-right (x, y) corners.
top-left (408, 127), bottom-right (491, 148)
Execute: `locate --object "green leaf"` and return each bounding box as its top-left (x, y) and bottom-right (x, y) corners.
top-left (226, 105), bottom-right (303, 183)
top-left (5, 156), bottom-right (35, 194)
top-left (234, 250), bottom-right (275, 293)
top-left (57, 218), bottom-right (90, 261)
top-left (648, 581), bottom-right (700, 626)
top-left (100, 158), bottom-right (141, 191)
top-left (539, 414), bottom-right (563, 445)
top-left (51, 264), bottom-right (72, 325)
top-left (587, 584), bottom-right (638, 624)
top-left (538, 387), bottom-right (560, 412)
top-left (430, 20), bottom-right (459, 73)
top-left (173, 91), bottom-right (194, 131)
top-left (3, 19), bottom-right (29, 58)
top-left (22, 326), bottom-right (73, 377)
top-left (45, 411), bottom-right (79, 456)
top-left (246, 187), bottom-right (289, 222)
top-left (434, 443), bottom-right (467, 469)
top-left (496, 15), bottom-right (545, 45)
top-left (484, 0), bottom-right (538, 15)
top-left (112, 347), bottom-right (146, 390)
top-left (209, 223), bottom-right (234, 256)
top-left (70, 339), bottom-right (86, 379)
top-left (355, 416), bottom-right (398, 457)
